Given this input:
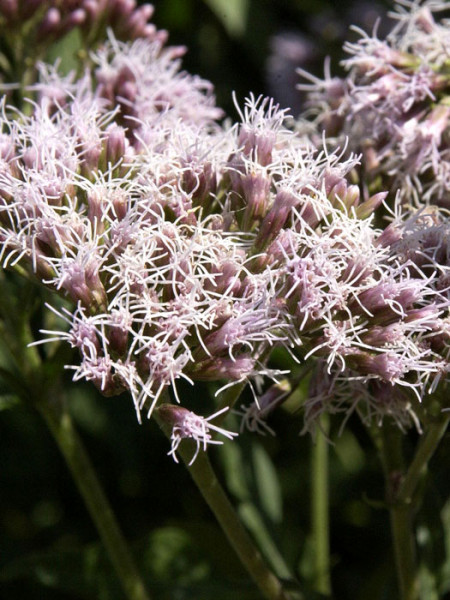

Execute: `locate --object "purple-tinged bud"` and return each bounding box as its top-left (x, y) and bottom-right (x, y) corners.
top-left (104, 124), bottom-right (127, 166)
top-left (353, 280), bottom-right (423, 318)
top-left (363, 147), bottom-right (380, 173)
top-left (107, 310), bottom-right (131, 356)
top-left (361, 323), bottom-right (404, 346)
top-left (181, 158), bottom-right (217, 207)
top-left (341, 257), bottom-right (371, 286)
top-left (425, 104), bottom-right (450, 139)
top-left (203, 319), bottom-right (245, 356)
top-left (157, 404), bottom-right (237, 464)
top-left (79, 141), bottom-right (102, 175)
top-left (348, 351), bottom-right (405, 382)
top-left (86, 189), bottom-right (106, 235)
top-left (82, 0), bottom-right (101, 22)
top-left (238, 126), bottom-right (276, 167)
top-left (124, 6), bottom-right (154, 38)
top-left (158, 404), bottom-right (190, 428)
top-left (404, 305), bottom-right (442, 326)
top-left (323, 168), bottom-right (345, 196)
top-left (370, 381), bottom-right (411, 418)
top-left (355, 191), bottom-right (388, 219)
top-left (70, 319), bottom-right (102, 354)
top-left (375, 222), bottom-right (403, 248)
top-left (60, 257), bottom-right (107, 312)
top-left (241, 173), bottom-right (270, 230)
top-left (191, 355), bottom-right (255, 381)
top-left (22, 146), bottom-right (40, 170)
top-left (109, 0), bottom-right (136, 23)
top-left (205, 260), bottom-right (242, 296)
top-left (266, 229), bottom-right (295, 265)
top-left (255, 190), bottom-right (298, 250)
top-left (327, 178), bottom-right (361, 211)
top-left (119, 78), bottom-right (138, 104)
top-left (80, 355), bottom-right (118, 396)
top-left (36, 8), bottom-right (61, 41)
top-left (110, 187), bottom-right (131, 221)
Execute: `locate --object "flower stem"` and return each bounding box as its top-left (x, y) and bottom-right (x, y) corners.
top-left (390, 416), bottom-right (450, 600)
top-left (37, 399), bottom-right (151, 600)
top-left (398, 417), bottom-right (450, 505)
top-left (374, 415), bottom-right (449, 600)
top-left (311, 413), bottom-right (331, 596)
top-left (375, 423), bottom-right (418, 600)
top-left (155, 409), bottom-right (293, 600)
top-left (389, 501), bottom-right (417, 600)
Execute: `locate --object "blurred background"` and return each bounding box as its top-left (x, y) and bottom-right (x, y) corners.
top-left (153, 0), bottom-right (392, 115)
top-left (5, 2), bottom-right (450, 600)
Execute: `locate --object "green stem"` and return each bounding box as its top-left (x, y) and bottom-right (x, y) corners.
top-left (377, 423), bottom-right (417, 600)
top-left (389, 502), bottom-right (417, 600)
top-left (311, 414), bottom-right (331, 596)
top-left (398, 417), bottom-right (450, 505)
top-left (155, 410), bottom-right (293, 600)
top-left (37, 399), bottom-right (151, 600)
top-left (375, 416), bottom-right (450, 600)
top-left (393, 416), bottom-right (450, 600)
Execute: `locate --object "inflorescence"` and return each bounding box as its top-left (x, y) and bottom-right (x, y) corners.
top-left (0, 0), bottom-right (449, 460)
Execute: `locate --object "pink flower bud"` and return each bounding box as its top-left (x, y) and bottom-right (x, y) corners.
top-left (255, 190), bottom-right (298, 250)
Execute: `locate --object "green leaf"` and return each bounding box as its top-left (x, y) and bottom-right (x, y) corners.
top-left (252, 442), bottom-right (283, 524)
top-left (239, 502), bottom-right (292, 580)
top-left (45, 28), bottom-right (82, 75)
top-left (202, 0), bottom-right (249, 37)
top-left (220, 426), bottom-right (251, 501)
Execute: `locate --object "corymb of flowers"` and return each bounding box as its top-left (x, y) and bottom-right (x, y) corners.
top-left (0, 0), bottom-right (449, 462)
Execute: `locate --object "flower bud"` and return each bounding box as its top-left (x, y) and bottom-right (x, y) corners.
top-left (348, 351), bottom-right (405, 382)
top-left (255, 190), bottom-right (298, 251)
top-left (190, 356), bottom-right (255, 381)
top-left (355, 192), bottom-right (387, 219)
top-left (241, 173), bottom-right (271, 231)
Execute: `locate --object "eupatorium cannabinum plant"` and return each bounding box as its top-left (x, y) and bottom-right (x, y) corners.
top-left (1, 2), bottom-right (450, 599)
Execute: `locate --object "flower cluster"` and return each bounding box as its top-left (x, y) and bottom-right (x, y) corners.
top-left (0, 0), bottom-right (163, 46)
top-left (0, 3), bottom-right (449, 458)
top-left (297, 0), bottom-right (450, 207)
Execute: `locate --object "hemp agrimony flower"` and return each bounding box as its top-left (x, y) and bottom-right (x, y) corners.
top-left (298, 0), bottom-right (450, 207)
top-left (1, 2), bottom-right (450, 461)
top-left (158, 405), bottom-right (238, 465)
